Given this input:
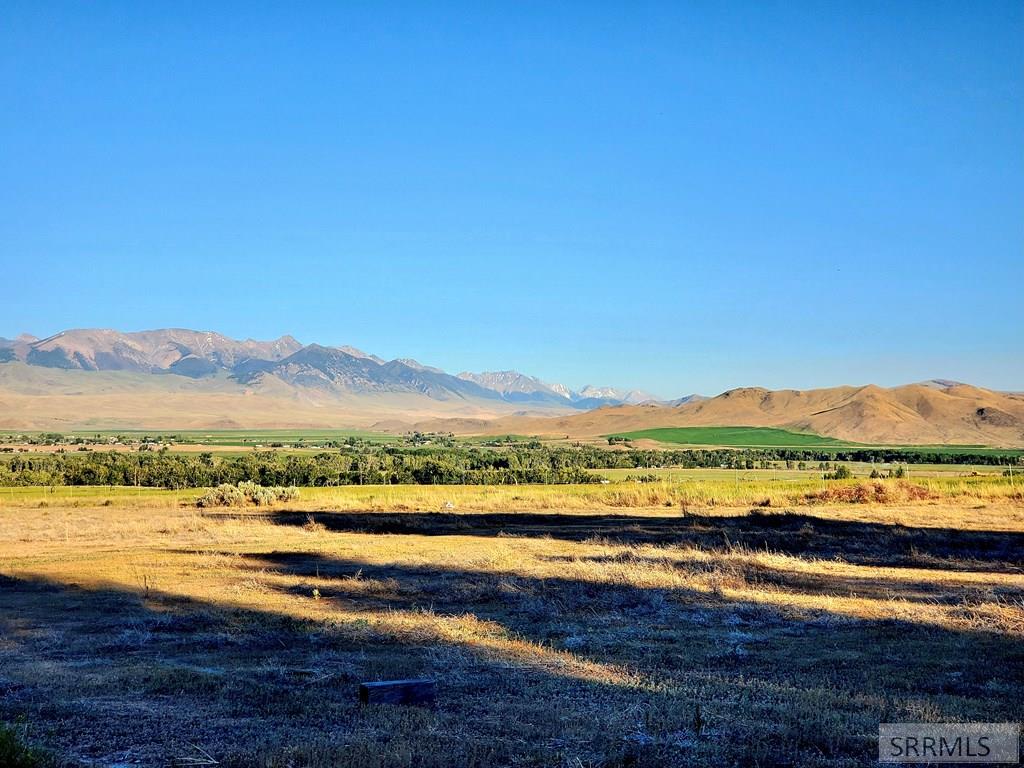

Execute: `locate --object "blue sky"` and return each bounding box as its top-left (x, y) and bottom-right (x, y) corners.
top-left (2, 2), bottom-right (1021, 397)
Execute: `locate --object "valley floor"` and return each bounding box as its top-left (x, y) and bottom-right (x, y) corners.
top-left (1, 492), bottom-right (1022, 766)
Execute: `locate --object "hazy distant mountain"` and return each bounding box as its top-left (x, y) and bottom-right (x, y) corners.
top-left (337, 345), bottom-right (385, 364)
top-left (918, 379), bottom-right (966, 390)
top-left (0, 334), bottom-right (38, 364)
top-left (0, 327), bottom-right (655, 421)
top-left (577, 385), bottom-right (660, 405)
top-left (456, 370), bottom-right (663, 408)
top-left (458, 370), bottom-right (556, 396)
top-left (10, 328), bottom-right (303, 376)
top-left (457, 370), bottom-right (574, 406)
top-left (234, 344), bottom-right (392, 391)
top-left (234, 344), bottom-right (502, 401)
top-left (548, 382), bottom-right (574, 400)
top-left (667, 394), bottom-right (708, 407)
top-left (394, 358), bottom-right (445, 374)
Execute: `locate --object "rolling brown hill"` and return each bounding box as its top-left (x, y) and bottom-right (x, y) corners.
top-left (416, 382), bottom-right (1024, 446)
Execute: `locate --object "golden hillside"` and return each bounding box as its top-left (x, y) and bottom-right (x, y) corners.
top-left (419, 383), bottom-right (1024, 446)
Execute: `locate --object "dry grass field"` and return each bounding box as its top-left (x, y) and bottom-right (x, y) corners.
top-left (1, 480), bottom-right (1022, 766)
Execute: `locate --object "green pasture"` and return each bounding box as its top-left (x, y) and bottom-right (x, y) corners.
top-left (609, 426), bottom-right (859, 448)
top-left (608, 425), bottom-right (1023, 457)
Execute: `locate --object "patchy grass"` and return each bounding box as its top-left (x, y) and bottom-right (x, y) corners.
top-left (0, 495), bottom-right (1022, 766)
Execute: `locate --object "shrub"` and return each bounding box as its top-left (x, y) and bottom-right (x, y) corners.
top-left (897, 481), bottom-right (938, 501)
top-left (625, 473), bottom-right (661, 483)
top-left (805, 481), bottom-right (935, 505)
top-left (250, 486), bottom-right (277, 506)
top-left (196, 483), bottom-right (300, 508)
top-left (824, 464), bottom-right (852, 480)
top-left (196, 483), bottom-right (246, 508)
top-left (237, 480), bottom-right (261, 498)
top-left (0, 722), bottom-right (52, 768)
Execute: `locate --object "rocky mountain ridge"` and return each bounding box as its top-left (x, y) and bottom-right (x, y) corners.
top-left (0, 328), bottom-right (659, 408)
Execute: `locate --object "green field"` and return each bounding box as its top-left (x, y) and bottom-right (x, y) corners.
top-left (609, 426), bottom-right (1024, 457)
top-left (610, 426), bottom-right (860, 448)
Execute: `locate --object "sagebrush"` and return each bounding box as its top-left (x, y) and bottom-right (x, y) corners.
top-left (196, 482), bottom-right (299, 507)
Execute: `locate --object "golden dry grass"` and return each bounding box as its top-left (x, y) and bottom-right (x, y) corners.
top-left (1, 488), bottom-right (1022, 766)
top-left (2, 475), bottom-right (1022, 516)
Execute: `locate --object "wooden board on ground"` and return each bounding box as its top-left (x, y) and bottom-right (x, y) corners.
top-left (358, 679), bottom-right (437, 706)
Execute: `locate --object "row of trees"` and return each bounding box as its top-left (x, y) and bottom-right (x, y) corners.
top-left (0, 448), bottom-right (604, 488)
top-left (0, 444), bottom-right (1017, 489)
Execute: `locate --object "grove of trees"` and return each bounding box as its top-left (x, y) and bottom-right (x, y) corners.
top-left (0, 444), bottom-right (1017, 489)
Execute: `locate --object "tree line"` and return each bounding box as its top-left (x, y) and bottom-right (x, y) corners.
top-left (0, 444), bottom-right (1017, 489)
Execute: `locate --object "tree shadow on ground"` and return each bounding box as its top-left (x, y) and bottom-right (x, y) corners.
top-left (1, 536), bottom-right (1022, 768)
top-left (1, 572), bottom-right (659, 768)
top-left (265, 509), bottom-right (1024, 572)
top-left (535, 553), bottom-right (1023, 606)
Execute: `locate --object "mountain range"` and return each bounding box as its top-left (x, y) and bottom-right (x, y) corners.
top-left (455, 370), bottom-right (661, 408)
top-left (1, 328), bottom-right (1021, 445)
top-left (0, 328), bottom-right (674, 430)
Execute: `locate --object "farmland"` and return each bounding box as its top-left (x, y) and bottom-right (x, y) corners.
top-left (610, 426), bottom-right (860, 448)
top-left (608, 425), bottom-right (1024, 457)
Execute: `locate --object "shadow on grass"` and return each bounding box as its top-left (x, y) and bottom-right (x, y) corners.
top-left (235, 548), bottom-right (1024, 668)
top-left (534, 553), bottom-right (1024, 606)
top-left (1, 573), bottom-right (646, 767)
top-left (1, 536), bottom-right (1022, 767)
top-left (265, 509), bottom-right (1024, 572)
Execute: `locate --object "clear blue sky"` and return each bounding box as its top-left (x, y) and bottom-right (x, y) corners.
top-left (2, 2), bottom-right (1021, 397)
